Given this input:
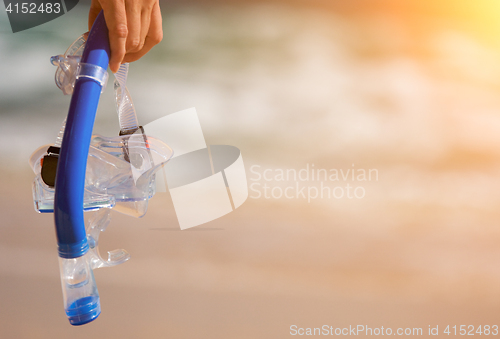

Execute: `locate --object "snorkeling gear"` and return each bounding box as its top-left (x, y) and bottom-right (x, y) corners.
top-left (28, 12), bottom-right (173, 325)
top-left (29, 9), bottom-right (250, 326)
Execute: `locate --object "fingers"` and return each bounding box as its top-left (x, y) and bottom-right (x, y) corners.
top-left (139, 6), bottom-right (152, 50)
top-left (122, 1), bottom-right (162, 63)
top-left (88, 0), bottom-right (102, 31)
top-left (100, 0), bottom-right (128, 73)
top-left (88, 0), bottom-right (161, 72)
top-left (124, 0), bottom-right (142, 53)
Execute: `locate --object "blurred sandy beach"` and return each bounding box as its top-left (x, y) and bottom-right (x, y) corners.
top-left (2, 0), bottom-right (500, 337)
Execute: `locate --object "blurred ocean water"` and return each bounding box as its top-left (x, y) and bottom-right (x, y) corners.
top-left (2, 2), bottom-right (500, 168)
top-left (2, 1), bottom-right (500, 218)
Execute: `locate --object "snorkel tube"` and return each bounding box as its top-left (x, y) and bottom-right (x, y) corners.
top-left (54, 11), bottom-right (109, 325)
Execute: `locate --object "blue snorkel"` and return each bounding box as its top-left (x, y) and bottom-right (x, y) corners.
top-left (53, 11), bottom-right (109, 325)
top-left (28, 10), bottom-right (173, 326)
top-left (55, 11), bottom-right (110, 260)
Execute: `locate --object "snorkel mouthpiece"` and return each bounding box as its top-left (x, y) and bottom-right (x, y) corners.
top-left (59, 255), bottom-right (101, 325)
top-left (54, 11), bottom-right (110, 325)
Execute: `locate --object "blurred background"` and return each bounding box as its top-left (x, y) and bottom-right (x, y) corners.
top-left (2, 0), bottom-right (500, 337)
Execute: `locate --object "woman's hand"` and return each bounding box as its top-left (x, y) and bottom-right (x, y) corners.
top-left (88, 0), bottom-right (163, 73)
